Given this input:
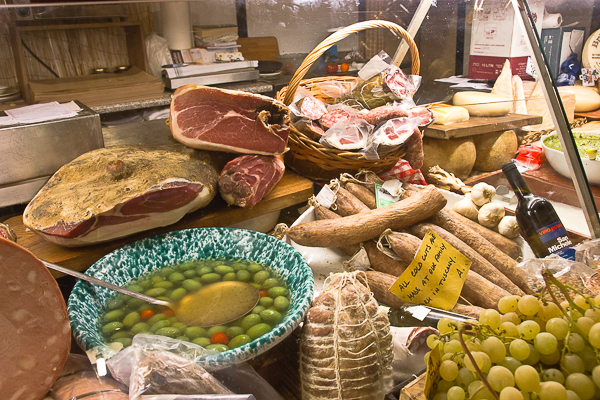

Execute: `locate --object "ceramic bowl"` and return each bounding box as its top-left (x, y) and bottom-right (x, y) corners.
top-left (542, 131), bottom-right (600, 186)
top-left (68, 228), bottom-right (314, 370)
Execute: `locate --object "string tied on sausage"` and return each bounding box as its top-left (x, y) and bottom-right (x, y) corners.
top-left (376, 229), bottom-right (404, 261)
top-left (327, 179), bottom-right (342, 211)
top-left (269, 223), bottom-right (289, 240)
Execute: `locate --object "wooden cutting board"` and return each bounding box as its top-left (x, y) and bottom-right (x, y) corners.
top-left (423, 114), bottom-right (543, 139)
top-left (238, 37), bottom-right (280, 61)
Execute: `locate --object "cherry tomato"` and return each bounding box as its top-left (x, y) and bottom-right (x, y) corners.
top-left (211, 332), bottom-right (230, 345)
top-left (162, 309), bottom-right (174, 317)
top-left (340, 63), bottom-right (350, 73)
top-left (259, 290), bottom-right (268, 298)
top-left (140, 309), bottom-right (155, 320)
top-left (326, 63), bottom-right (338, 74)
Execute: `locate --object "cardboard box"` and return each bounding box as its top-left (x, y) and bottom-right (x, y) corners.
top-left (468, 0), bottom-right (544, 80)
top-left (541, 27), bottom-right (586, 79)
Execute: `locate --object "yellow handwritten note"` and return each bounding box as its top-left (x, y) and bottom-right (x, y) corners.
top-left (424, 345), bottom-right (441, 400)
top-left (389, 230), bottom-right (471, 310)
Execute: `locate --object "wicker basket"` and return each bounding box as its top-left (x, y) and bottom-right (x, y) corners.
top-left (276, 20), bottom-right (420, 181)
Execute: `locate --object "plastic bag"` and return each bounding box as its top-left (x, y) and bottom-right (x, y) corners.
top-left (319, 115), bottom-right (372, 150)
top-left (515, 255), bottom-right (600, 300)
top-left (145, 33), bottom-right (172, 78)
top-left (107, 334), bottom-right (225, 400)
top-left (361, 118), bottom-right (418, 160)
top-left (574, 238), bottom-right (600, 270)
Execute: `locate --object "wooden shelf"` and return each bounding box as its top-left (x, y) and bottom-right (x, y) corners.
top-left (3, 171), bottom-right (313, 278)
top-left (423, 114), bottom-right (543, 139)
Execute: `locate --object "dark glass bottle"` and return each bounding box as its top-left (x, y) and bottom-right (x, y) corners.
top-left (388, 304), bottom-right (472, 328)
top-left (501, 161), bottom-right (573, 258)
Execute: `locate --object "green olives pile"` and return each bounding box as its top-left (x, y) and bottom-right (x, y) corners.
top-left (99, 258), bottom-right (291, 352)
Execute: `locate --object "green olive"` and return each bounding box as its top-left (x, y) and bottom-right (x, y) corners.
top-left (246, 323), bottom-right (272, 340)
top-left (182, 279), bottom-right (202, 292)
top-left (183, 269), bottom-right (197, 278)
top-left (252, 305), bottom-right (265, 314)
top-left (114, 337), bottom-right (132, 347)
top-left (159, 267), bottom-right (175, 278)
top-left (248, 264), bottom-right (264, 273)
top-left (253, 270), bottom-right (270, 284)
top-left (150, 320), bottom-right (171, 332)
top-left (200, 273), bottom-right (221, 284)
top-left (223, 272), bottom-right (236, 281)
top-left (207, 325), bottom-right (228, 337)
top-left (130, 322), bottom-right (151, 335)
top-left (274, 296), bottom-right (290, 311)
top-left (197, 266), bottom-right (213, 275)
top-left (192, 337), bottom-right (211, 347)
top-left (236, 270), bottom-right (250, 282)
top-left (138, 279), bottom-right (153, 289)
top-left (107, 297), bottom-right (124, 310)
top-left (110, 331), bottom-right (130, 340)
top-left (240, 314), bottom-right (262, 331)
top-left (169, 272), bottom-right (186, 283)
top-left (251, 283), bottom-right (261, 289)
top-left (260, 309), bottom-right (283, 325)
top-left (126, 284), bottom-right (144, 293)
top-left (155, 327), bottom-right (181, 338)
top-left (226, 326), bottom-right (245, 338)
top-left (228, 334), bottom-right (252, 349)
top-left (268, 286), bottom-right (288, 297)
top-left (122, 312), bottom-right (141, 328)
top-left (126, 297), bottom-right (146, 309)
top-left (206, 344), bottom-right (229, 352)
top-left (258, 297), bottom-right (274, 308)
top-left (151, 275), bottom-right (164, 284)
top-left (102, 321), bottom-right (124, 336)
top-left (168, 316), bottom-right (178, 324)
top-left (171, 322), bottom-right (187, 331)
top-left (153, 281), bottom-right (174, 289)
top-left (186, 326), bottom-right (208, 340)
top-left (261, 278), bottom-right (280, 289)
top-left (170, 288), bottom-right (188, 302)
top-left (178, 261), bottom-right (197, 271)
top-left (145, 287), bottom-right (167, 297)
top-left (103, 309), bottom-right (125, 323)
top-left (214, 265), bottom-right (234, 275)
top-left (232, 262), bottom-right (248, 271)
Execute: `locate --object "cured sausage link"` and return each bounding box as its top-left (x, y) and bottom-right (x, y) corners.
top-left (287, 185), bottom-right (447, 248)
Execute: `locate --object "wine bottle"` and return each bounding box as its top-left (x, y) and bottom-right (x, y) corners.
top-left (501, 161), bottom-right (573, 259)
top-left (388, 304), bottom-right (471, 328)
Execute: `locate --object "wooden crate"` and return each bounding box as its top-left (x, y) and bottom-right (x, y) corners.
top-left (10, 22), bottom-right (148, 104)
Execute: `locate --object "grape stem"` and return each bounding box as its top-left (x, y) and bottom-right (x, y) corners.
top-left (457, 323), bottom-right (500, 400)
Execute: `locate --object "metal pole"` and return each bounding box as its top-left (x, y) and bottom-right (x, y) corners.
top-left (513, 0), bottom-right (600, 239)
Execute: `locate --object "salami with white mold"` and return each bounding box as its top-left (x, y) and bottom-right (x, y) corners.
top-left (319, 108), bottom-right (352, 129)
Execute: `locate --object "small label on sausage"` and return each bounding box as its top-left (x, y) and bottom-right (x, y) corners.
top-left (315, 185), bottom-right (336, 209)
top-left (388, 230), bottom-right (471, 311)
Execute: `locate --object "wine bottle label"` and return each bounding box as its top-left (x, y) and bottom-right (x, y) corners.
top-left (537, 222), bottom-right (573, 258)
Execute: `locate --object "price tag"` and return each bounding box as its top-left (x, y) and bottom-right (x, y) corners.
top-left (388, 230), bottom-right (471, 310)
top-left (374, 183), bottom-right (400, 208)
top-left (405, 305), bottom-right (431, 321)
top-left (315, 185), bottom-right (336, 209)
top-left (526, 57), bottom-right (537, 78)
top-left (424, 345), bottom-right (441, 400)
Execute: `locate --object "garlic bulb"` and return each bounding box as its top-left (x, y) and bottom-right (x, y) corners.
top-left (452, 193), bottom-right (480, 220)
top-left (471, 182), bottom-right (496, 207)
top-left (478, 203), bottom-right (505, 228)
top-left (498, 216), bottom-right (519, 238)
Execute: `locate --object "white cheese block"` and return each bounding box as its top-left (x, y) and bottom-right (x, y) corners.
top-left (430, 105), bottom-right (470, 125)
top-left (452, 91), bottom-right (512, 117)
top-left (565, 85), bottom-right (600, 112)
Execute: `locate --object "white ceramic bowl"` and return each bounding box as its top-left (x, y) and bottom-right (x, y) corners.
top-left (541, 131), bottom-right (600, 186)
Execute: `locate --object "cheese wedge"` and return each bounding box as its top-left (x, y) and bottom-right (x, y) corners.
top-left (512, 75), bottom-right (527, 114)
top-left (567, 85), bottom-right (600, 112)
top-left (492, 60), bottom-right (514, 112)
top-left (430, 104), bottom-right (470, 125)
top-left (453, 91), bottom-right (512, 117)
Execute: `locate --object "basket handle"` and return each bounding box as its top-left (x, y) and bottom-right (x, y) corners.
top-left (282, 20), bottom-right (420, 106)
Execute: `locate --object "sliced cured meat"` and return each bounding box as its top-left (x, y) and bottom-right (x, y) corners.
top-left (372, 117), bottom-right (415, 147)
top-left (218, 155), bottom-right (285, 208)
top-left (294, 119), bottom-right (325, 141)
top-left (384, 66), bottom-right (413, 98)
top-left (319, 108), bottom-right (352, 129)
top-left (297, 95), bottom-right (328, 120)
top-left (407, 106), bottom-right (434, 126)
top-left (23, 144), bottom-right (219, 247)
top-left (0, 238), bottom-right (71, 400)
top-left (363, 105), bottom-right (409, 125)
top-left (403, 128), bottom-right (425, 170)
top-left (170, 85), bottom-right (290, 155)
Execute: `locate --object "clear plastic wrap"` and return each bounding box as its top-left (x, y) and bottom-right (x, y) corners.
top-left (574, 238), bottom-right (600, 270)
top-left (145, 33), bottom-right (171, 78)
top-left (361, 117), bottom-right (418, 160)
top-left (107, 335), bottom-right (225, 400)
top-left (515, 255), bottom-right (600, 300)
top-left (319, 115), bottom-right (373, 150)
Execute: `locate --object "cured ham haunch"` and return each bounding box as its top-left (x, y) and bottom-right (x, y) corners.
top-left (218, 155), bottom-right (285, 208)
top-left (170, 85), bottom-right (290, 155)
top-left (23, 144), bottom-right (219, 247)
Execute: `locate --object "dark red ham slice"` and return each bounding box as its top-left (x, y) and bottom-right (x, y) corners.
top-left (218, 155), bottom-right (285, 208)
top-left (0, 238), bottom-right (71, 400)
top-left (170, 85), bottom-right (290, 155)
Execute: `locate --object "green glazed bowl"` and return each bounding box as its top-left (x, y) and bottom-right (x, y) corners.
top-left (67, 228), bottom-right (314, 369)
